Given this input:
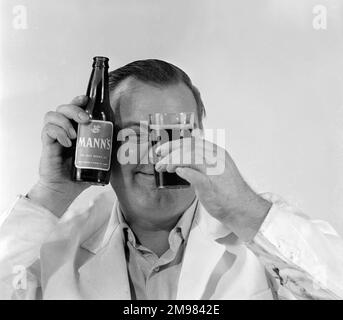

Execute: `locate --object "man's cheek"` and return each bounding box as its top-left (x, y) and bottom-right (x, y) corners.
top-left (116, 128), bottom-right (141, 165)
top-left (116, 141), bottom-right (150, 165)
top-left (111, 164), bottom-right (134, 176)
top-left (116, 141), bottom-right (139, 165)
top-left (110, 165), bottom-right (136, 192)
top-left (138, 142), bottom-right (149, 164)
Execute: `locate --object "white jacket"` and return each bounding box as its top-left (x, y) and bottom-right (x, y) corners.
top-left (0, 192), bottom-right (342, 300)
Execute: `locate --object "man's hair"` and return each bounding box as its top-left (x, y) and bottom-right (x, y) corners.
top-left (108, 59), bottom-right (206, 128)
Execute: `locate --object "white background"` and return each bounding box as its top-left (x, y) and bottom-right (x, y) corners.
top-left (1, 0), bottom-right (343, 235)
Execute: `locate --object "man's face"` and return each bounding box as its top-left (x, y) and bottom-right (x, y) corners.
top-left (109, 78), bottom-right (199, 221)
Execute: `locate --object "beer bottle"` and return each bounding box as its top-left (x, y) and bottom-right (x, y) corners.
top-left (71, 56), bottom-right (114, 185)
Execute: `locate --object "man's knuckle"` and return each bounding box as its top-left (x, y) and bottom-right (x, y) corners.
top-left (58, 115), bottom-right (70, 127)
top-left (72, 95), bottom-right (83, 103)
top-left (42, 123), bottom-right (51, 133)
top-left (44, 111), bottom-right (54, 122)
top-left (56, 131), bottom-right (64, 139)
top-left (55, 104), bottom-right (66, 112)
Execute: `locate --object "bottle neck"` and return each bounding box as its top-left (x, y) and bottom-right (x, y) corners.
top-left (85, 66), bottom-right (110, 116)
top-left (87, 66), bottom-right (109, 97)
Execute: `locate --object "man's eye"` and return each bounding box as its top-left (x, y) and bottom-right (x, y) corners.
top-left (125, 133), bottom-right (149, 144)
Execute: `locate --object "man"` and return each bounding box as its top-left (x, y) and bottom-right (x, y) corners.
top-left (0, 59), bottom-right (342, 299)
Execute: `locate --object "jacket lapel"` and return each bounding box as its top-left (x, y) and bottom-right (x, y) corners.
top-left (176, 203), bottom-right (232, 300)
top-left (78, 202), bottom-right (131, 300)
top-left (78, 225), bottom-right (131, 300)
top-left (41, 197), bottom-right (131, 300)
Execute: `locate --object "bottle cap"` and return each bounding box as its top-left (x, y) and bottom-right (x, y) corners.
top-left (92, 56), bottom-right (109, 68)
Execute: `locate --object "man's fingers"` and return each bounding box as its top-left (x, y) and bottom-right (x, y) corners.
top-left (155, 137), bottom-right (224, 170)
top-left (41, 96), bottom-right (89, 148)
top-left (156, 137), bottom-right (220, 157)
top-left (56, 104), bottom-right (90, 123)
top-left (156, 137), bottom-right (214, 158)
top-left (155, 148), bottom-right (204, 170)
top-left (155, 137), bottom-right (193, 156)
top-left (44, 111), bottom-right (77, 139)
top-left (175, 167), bottom-right (208, 187)
top-left (70, 95), bottom-right (88, 106)
top-left (42, 123), bottom-right (72, 148)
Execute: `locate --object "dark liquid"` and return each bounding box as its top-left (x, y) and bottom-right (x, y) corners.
top-left (150, 127), bottom-right (192, 189)
top-left (155, 171), bottom-right (190, 189)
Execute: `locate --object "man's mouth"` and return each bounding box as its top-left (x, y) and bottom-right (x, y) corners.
top-left (135, 167), bottom-right (155, 175)
top-left (135, 170), bottom-right (155, 183)
top-left (137, 170), bottom-right (154, 175)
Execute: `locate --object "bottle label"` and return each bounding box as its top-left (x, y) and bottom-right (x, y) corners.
top-left (75, 120), bottom-right (113, 171)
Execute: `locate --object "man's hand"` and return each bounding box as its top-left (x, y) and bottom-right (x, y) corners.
top-left (155, 137), bottom-right (272, 241)
top-left (28, 95), bottom-right (92, 218)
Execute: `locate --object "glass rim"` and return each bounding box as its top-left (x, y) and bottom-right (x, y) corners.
top-left (148, 112), bottom-right (195, 125)
top-left (148, 112), bottom-right (195, 117)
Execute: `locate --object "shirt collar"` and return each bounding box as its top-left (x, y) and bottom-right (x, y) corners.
top-left (116, 197), bottom-right (198, 249)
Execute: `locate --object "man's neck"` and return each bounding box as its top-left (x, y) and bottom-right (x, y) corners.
top-left (132, 228), bottom-right (175, 257)
top-left (127, 212), bottom-right (183, 257)
top-left (119, 197), bottom-right (196, 257)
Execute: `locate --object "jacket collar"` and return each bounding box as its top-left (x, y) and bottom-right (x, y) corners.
top-left (80, 202), bottom-right (120, 254)
top-left (80, 195), bottom-right (234, 254)
top-left (176, 204), bottom-right (242, 299)
top-left (79, 194), bottom-right (239, 300)
top-left (78, 223), bottom-right (131, 299)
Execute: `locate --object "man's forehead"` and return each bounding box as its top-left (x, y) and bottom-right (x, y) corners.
top-left (110, 77), bottom-right (197, 127)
